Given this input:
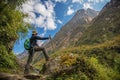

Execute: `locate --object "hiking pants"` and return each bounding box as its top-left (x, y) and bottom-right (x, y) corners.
top-left (24, 46), bottom-right (50, 74)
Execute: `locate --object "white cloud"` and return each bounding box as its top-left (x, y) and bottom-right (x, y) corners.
top-left (67, 6), bottom-right (75, 15)
top-left (88, 0), bottom-right (104, 3)
top-left (83, 3), bottom-right (93, 10)
top-left (34, 3), bottom-right (46, 16)
top-left (72, 0), bottom-right (83, 3)
top-left (46, 18), bottom-right (56, 30)
top-left (35, 16), bottom-right (45, 28)
top-left (40, 31), bottom-right (46, 37)
top-left (21, 0), bottom-right (34, 13)
top-left (55, 0), bottom-right (67, 3)
top-left (21, 0), bottom-right (56, 32)
top-left (57, 20), bottom-right (63, 24)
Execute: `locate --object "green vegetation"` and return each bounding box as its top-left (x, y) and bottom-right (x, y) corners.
top-left (43, 35), bottom-right (120, 80)
top-left (0, 45), bottom-right (19, 73)
top-left (0, 0), bottom-right (29, 73)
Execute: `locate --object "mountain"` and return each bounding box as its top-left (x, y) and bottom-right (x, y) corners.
top-left (17, 50), bottom-right (45, 64)
top-left (45, 8), bottom-right (99, 51)
top-left (76, 0), bottom-right (120, 45)
top-left (17, 50), bottom-right (28, 60)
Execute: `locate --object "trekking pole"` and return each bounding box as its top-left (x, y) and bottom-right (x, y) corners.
top-left (49, 35), bottom-right (54, 51)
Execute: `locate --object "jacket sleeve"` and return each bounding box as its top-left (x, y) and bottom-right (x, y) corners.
top-left (35, 36), bottom-right (49, 40)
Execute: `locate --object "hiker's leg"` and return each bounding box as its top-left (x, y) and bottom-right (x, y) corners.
top-left (24, 49), bottom-right (34, 74)
top-left (35, 47), bottom-right (50, 61)
top-left (41, 47), bottom-right (50, 61)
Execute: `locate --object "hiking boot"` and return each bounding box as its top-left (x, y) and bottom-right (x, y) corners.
top-left (46, 57), bottom-right (51, 61)
top-left (24, 69), bottom-right (29, 75)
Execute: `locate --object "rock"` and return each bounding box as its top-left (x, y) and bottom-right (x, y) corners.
top-left (41, 59), bottom-right (60, 75)
top-left (24, 73), bottom-right (41, 80)
top-left (0, 73), bottom-right (28, 80)
top-left (41, 53), bottom-right (78, 75)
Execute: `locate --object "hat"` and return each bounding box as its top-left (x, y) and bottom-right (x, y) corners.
top-left (32, 30), bottom-right (38, 35)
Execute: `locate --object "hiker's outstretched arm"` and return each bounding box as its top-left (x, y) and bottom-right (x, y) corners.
top-left (36, 36), bottom-right (49, 40)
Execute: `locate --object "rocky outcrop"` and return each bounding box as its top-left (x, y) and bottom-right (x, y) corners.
top-left (40, 53), bottom-right (78, 76)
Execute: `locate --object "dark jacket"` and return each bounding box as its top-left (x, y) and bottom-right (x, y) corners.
top-left (30, 35), bottom-right (49, 47)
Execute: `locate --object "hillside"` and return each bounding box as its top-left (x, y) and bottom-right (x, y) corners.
top-left (1, 35), bottom-right (120, 80)
top-left (32, 0), bottom-right (120, 80)
top-left (40, 35), bottom-right (120, 80)
top-left (44, 9), bottom-right (99, 52)
top-left (76, 0), bottom-right (120, 45)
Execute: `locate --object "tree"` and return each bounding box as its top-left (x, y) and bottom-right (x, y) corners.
top-left (0, 0), bottom-right (29, 53)
top-left (0, 0), bottom-right (30, 72)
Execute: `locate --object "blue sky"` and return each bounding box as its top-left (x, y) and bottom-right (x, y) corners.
top-left (13, 0), bottom-right (110, 54)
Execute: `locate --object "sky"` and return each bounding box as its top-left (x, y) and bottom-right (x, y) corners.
top-left (13, 0), bottom-right (110, 54)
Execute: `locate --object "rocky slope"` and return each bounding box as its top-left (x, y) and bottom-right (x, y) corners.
top-left (44, 8), bottom-right (99, 51)
top-left (76, 0), bottom-right (120, 45)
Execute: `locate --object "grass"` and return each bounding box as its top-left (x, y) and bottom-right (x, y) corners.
top-left (0, 45), bottom-right (20, 73)
top-left (41, 35), bottom-right (120, 80)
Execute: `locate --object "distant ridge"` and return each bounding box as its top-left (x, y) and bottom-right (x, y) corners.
top-left (44, 8), bottom-right (99, 51)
